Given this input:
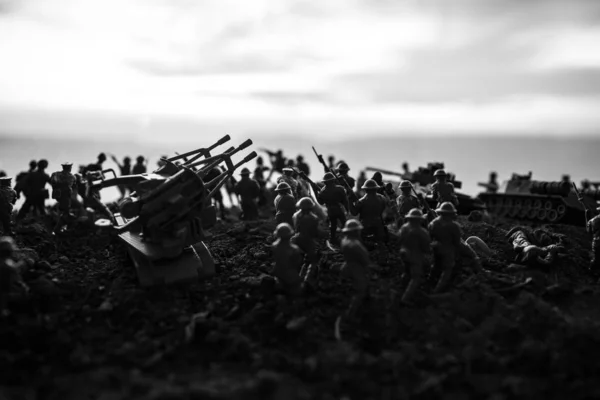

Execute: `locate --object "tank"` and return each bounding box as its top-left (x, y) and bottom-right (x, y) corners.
top-left (365, 163), bottom-right (487, 215)
top-left (88, 136), bottom-right (256, 286)
top-left (477, 173), bottom-right (598, 225)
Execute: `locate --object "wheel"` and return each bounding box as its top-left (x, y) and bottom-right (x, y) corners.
top-left (547, 209), bottom-right (559, 222)
top-left (557, 204), bottom-right (566, 215)
top-left (544, 200), bottom-right (553, 210)
top-left (533, 199), bottom-right (542, 209)
top-left (537, 209), bottom-right (547, 221)
top-left (527, 208), bottom-right (538, 219)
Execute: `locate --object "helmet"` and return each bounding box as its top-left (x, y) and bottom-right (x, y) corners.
top-left (98, 153), bottom-right (107, 161)
top-left (240, 168), bottom-right (251, 176)
top-left (274, 182), bottom-right (291, 192)
top-left (296, 197), bottom-right (314, 210)
top-left (436, 202), bottom-right (457, 214)
top-left (434, 169), bottom-right (447, 177)
top-left (405, 208), bottom-right (425, 220)
top-left (342, 219), bottom-right (363, 233)
top-left (282, 167), bottom-right (293, 174)
top-left (337, 162), bottom-right (350, 172)
top-left (399, 180), bottom-right (412, 189)
top-left (296, 155), bottom-right (304, 161)
top-left (38, 159), bottom-right (49, 169)
top-left (136, 156), bottom-right (145, 163)
top-left (123, 157), bottom-right (131, 163)
top-left (274, 223), bottom-right (294, 239)
top-left (0, 177), bottom-right (12, 186)
top-left (0, 236), bottom-right (17, 256)
top-left (61, 162), bottom-right (73, 167)
top-left (361, 179), bottom-right (380, 190)
top-left (322, 172), bottom-right (336, 182)
top-left (29, 160), bottom-right (37, 169)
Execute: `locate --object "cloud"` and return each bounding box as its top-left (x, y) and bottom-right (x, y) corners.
top-left (249, 91), bottom-right (333, 105)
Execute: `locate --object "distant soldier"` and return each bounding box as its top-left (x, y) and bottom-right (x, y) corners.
top-left (274, 182), bottom-right (296, 227)
top-left (75, 171), bottom-right (116, 224)
top-left (296, 155), bottom-right (310, 176)
top-left (277, 168), bottom-right (299, 198)
top-left (317, 172), bottom-right (349, 245)
top-left (110, 155), bottom-right (132, 199)
top-left (87, 152), bottom-right (107, 173)
top-left (327, 155), bottom-right (336, 173)
top-left (132, 156), bottom-right (147, 175)
top-left (271, 223), bottom-right (303, 296)
top-left (355, 179), bottom-right (388, 243)
top-left (50, 162), bottom-right (77, 233)
top-left (265, 149), bottom-right (286, 182)
top-left (397, 209), bottom-right (431, 304)
top-left (428, 202), bottom-right (462, 293)
top-left (0, 177), bottom-right (17, 236)
top-left (14, 160), bottom-right (37, 198)
top-left (0, 171), bottom-right (6, 178)
top-left (254, 156), bottom-right (270, 207)
top-left (485, 171), bottom-right (499, 193)
top-left (16, 159), bottom-right (50, 220)
top-left (157, 156), bottom-right (168, 168)
top-left (340, 219), bottom-right (371, 317)
top-left (370, 171), bottom-right (386, 195)
top-left (205, 166), bottom-right (227, 219)
top-left (431, 169), bottom-right (458, 207)
top-left (355, 170), bottom-right (367, 198)
top-left (396, 180), bottom-right (421, 222)
top-left (293, 197), bottom-right (320, 285)
top-left (336, 162), bottom-right (355, 190)
top-left (234, 168), bottom-right (261, 221)
top-left (0, 237), bottom-right (30, 316)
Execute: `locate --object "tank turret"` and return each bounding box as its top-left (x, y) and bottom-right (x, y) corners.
top-left (478, 174), bottom-right (597, 225)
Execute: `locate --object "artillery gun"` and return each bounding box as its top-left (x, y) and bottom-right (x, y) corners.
top-left (477, 173), bottom-right (599, 225)
top-left (89, 136), bottom-right (256, 286)
top-left (366, 163), bottom-right (486, 215)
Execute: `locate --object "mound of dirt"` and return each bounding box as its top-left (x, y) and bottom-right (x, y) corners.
top-left (1, 210), bottom-right (599, 399)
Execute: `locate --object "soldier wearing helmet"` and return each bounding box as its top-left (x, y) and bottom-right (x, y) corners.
top-left (355, 179), bottom-right (388, 244)
top-left (340, 219), bottom-right (371, 317)
top-left (50, 163), bottom-right (77, 233)
top-left (235, 168), bottom-right (261, 221)
top-left (428, 202), bottom-right (462, 293)
top-left (317, 172), bottom-right (349, 245)
top-left (271, 223), bottom-right (303, 296)
top-left (292, 197), bottom-right (320, 286)
top-left (276, 167), bottom-right (299, 198)
top-left (0, 236), bottom-right (30, 316)
top-left (396, 180), bottom-right (421, 223)
top-left (336, 162), bottom-right (356, 191)
top-left (431, 169), bottom-right (459, 208)
top-left (132, 156), bottom-right (147, 175)
top-left (397, 209), bottom-right (431, 304)
top-left (0, 177), bottom-right (17, 236)
top-left (110, 154), bottom-right (132, 200)
top-left (274, 182), bottom-right (296, 227)
top-left (370, 172), bottom-right (386, 195)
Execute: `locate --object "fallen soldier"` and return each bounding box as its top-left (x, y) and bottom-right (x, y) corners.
top-left (506, 226), bottom-right (566, 267)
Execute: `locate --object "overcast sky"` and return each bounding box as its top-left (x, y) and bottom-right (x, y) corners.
top-left (1, 0), bottom-right (600, 139)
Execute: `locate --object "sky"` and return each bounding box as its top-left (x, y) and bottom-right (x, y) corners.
top-left (1, 0), bottom-right (600, 140)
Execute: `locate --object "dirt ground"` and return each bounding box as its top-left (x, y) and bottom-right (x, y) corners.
top-left (2, 205), bottom-right (600, 400)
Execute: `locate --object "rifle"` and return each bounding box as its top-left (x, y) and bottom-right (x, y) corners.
top-left (412, 186), bottom-right (437, 219)
top-left (573, 182), bottom-right (595, 224)
top-left (311, 146), bottom-right (358, 204)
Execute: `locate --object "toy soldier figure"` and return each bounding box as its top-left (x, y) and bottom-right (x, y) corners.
top-left (336, 162), bottom-right (356, 190)
top-left (398, 209), bottom-right (431, 304)
top-left (274, 182), bottom-right (296, 227)
top-left (587, 207), bottom-right (600, 273)
top-left (87, 152), bottom-right (107, 172)
top-left (0, 237), bottom-right (30, 317)
top-left (110, 155), bottom-right (132, 200)
top-left (428, 202), bottom-right (462, 293)
top-left (0, 177), bottom-right (17, 236)
top-left (296, 155), bottom-right (310, 176)
top-left (265, 149), bottom-right (286, 183)
top-left (272, 223), bottom-right (303, 296)
top-left (431, 169), bottom-right (458, 207)
top-left (14, 160), bottom-right (37, 197)
top-left (317, 172), bottom-right (349, 245)
top-left (254, 156), bottom-right (269, 207)
top-left (234, 168), bottom-right (261, 221)
top-left (355, 179), bottom-right (388, 243)
top-left (396, 180), bottom-right (421, 222)
top-left (327, 155), bottom-right (336, 173)
top-left (293, 197), bottom-right (320, 286)
top-left (50, 162), bottom-right (77, 233)
top-left (132, 156), bottom-right (147, 174)
top-left (16, 159), bottom-right (50, 220)
top-left (487, 172), bottom-right (499, 193)
top-left (371, 171), bottom-right (386, 195)
top-left (340, 220), bottom-right (371, 317)
top-left (76, 171), bottom-right (116, 224)
top-left (277, 168), bottom-right (299, 198)
top-left (356, 170), bottom-right (367, 198)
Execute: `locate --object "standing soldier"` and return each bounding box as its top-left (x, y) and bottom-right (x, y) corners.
top-left (293, 197), bottom-right (320, 286)
top-left (277, 168), bottom-right (299, 198)
top-left (234, 168), bottom-right (261, 221)
top-left (296, 155), bottom-right (310, 176)
top-left (0, 177), bottom-right (17, 236)
top-left (76, 171), bottom-right (116, 224)
top-left (254, 156), bottom-right (269, 207)
top-left (14, 160), bottom-right (37, 198)
top-left (397, 209), bottom-right (431, 304)
top-left (327, 155), bottom-right (336, 173)
top-left (396, 180), bottom-right (421, 224)
top-left (274, 182), bottom-right (296, 227)
top-left (340, 219), bottom-right (371, 317)
top-left (271, 223), bottom-right (303, 296)
top-left (355, 179), bottom-right (388, 244)
top-left (355, 170), bottom-right (367, 198)
top-left (431, 169), bottom-right (459, 208)
top-left (428, 202), bottom-right (462, 293)
top-left (50, 162), bottom-right (77, 233)
top-left (110, 155), bottom-right (132, 200)
top-left (317, 172), bottom-right (349, 245)
top-left (87, 153), bottom-right (107, 172)
top-left (336, 162), bottom-right (356, 191)
top-left (586, 207), bottom-right (600, 273)
top-left (132, 156), bottom-right (147, 175)
top-left (16, 159), bottom-right (51, 220)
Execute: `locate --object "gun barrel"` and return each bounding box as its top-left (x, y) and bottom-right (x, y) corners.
top-left (167, 134), bottom-right (231, 162)
top-left (188, 141), bottom-right (250, 169)
top-left (365, 167), bottom-right (405, 178)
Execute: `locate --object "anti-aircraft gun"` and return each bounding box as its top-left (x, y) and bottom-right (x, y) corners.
top-left (88, 136), bottom-right (256, 286)
top-left (365, 163), bottom-right (486, 215)
top-left (477, 172), bottom-right (598, 225)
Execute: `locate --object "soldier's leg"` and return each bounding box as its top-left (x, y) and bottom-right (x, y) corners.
top-left (434, 257), bottom-right (455, 293)
top-left (16, 199), bottom-right (33, 220)
top-left (347, 270), bottom-right (367, 317)
top-left (0, 212), bottom-right (13, 235)
top-left (328, 214), bottom-right (338, 243)
top-left (402, 258), bottom-right (424, 303)
top-left (34, 196), bottom-right (46, 216)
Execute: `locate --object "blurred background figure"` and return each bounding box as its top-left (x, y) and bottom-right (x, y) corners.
top-left (133, 156), bottom-right (147, 174)
top-left (296, 155), bottom-right (310, 176)
top-left (254, 156), bottom-right (269, 207)
top-left (110, 155), bottom-right (132, 200)
top-left (16, 159), bottom-right (50, 220)
top-left (15, 160), bottom-right (37, 196)
top-left (327, 155), bottom-right (336, 172)
top-left (157, 155), bottom-right (168, 168)
top-left (87, 153), bottom-right (107, 172)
